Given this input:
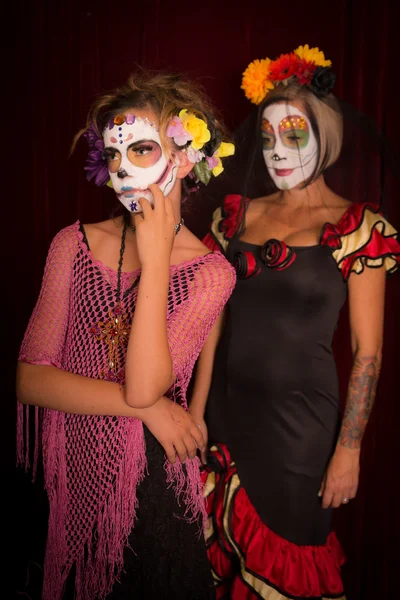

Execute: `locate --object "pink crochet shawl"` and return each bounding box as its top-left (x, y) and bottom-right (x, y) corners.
top-left (17, 222), bottom-right (235, 599)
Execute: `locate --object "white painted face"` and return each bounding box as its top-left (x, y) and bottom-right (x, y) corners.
top-left (103, 114), bottom-right (178, 212)
top-left (261, 103), bottom-right (318, 190)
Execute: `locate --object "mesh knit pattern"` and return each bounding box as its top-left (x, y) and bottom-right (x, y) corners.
top-left (18, 221), bottom-right (236, 600)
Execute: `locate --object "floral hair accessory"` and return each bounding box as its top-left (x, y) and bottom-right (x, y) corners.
top-left (166, 115), bottom-right (194, 146)
top-left (83, 124), bottom-right (110, 187)
top-left (192, 141), bottom-right (235, 184)
top-left (242, 44), bottom-right (335, 105)
top-left (167, 109), bottom-right (211, 150)
top-left (166, 110), bottom-right (235, 185)
top-left (178, 109), bottom-right (211, 150)
top-left (206, 142), bottom-right (235, 177)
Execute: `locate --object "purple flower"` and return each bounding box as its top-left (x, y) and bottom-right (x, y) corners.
top-left (187, 146), bottom-right (204, 164)
top-left (83, 123), bottom-right (101, 146)
top-left (206, 155), bottom-right (219, 169)
top-left (83, 123), bottom-right (109, 186)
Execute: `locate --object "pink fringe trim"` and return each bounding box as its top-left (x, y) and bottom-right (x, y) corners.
top-left (18, 406), bottom-right (207, 600)
top-left (165, 455), bottom-right (207, 531)
top-left (16, 402), bottom-right (26, 469)
top-left (16, 403), bottom-right (40, 482)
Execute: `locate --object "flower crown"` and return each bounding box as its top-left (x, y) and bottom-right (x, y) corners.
top-left (83, 110), bottom-right (234, 188)
top-left (241, 44), bottom-right (336, 106)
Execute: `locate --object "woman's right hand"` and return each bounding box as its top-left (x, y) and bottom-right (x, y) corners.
top-left (188, 411), bottom-right (208, 465)
top-left (133, 183), bottom-right (176, 269)
top-left (139, 396), bottom-right (206, 464)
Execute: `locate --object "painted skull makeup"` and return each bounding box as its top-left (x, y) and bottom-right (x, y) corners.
top-left (261, 104), bottom-right (318, 190)
top-left (103, 114), bottom-right (179, 212)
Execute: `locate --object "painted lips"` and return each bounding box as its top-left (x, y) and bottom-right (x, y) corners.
top-left (274, 168), bottom-right (294, 176)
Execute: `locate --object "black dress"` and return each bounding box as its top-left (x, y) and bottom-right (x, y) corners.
top-left (201, 195), bottom-right (399, 599)
top-left (207, 238), bottom-right (347, 545)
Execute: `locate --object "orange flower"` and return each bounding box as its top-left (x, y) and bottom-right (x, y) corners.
top-left (269, 52), bottom-right (300, 82)
top-left (241, 58), bottom-right (274, 105)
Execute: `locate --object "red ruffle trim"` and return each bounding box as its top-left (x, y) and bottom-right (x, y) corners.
top-left (320, 202), bottom-right (380, 247)
top-left (320, 202), bottom-right (400, 279)
top-left (203, 444), bottom-right (345, 599)
top-left (203, 194), bottom-right (247, 252)
top-left (202, 232), bottom-right (222, 252)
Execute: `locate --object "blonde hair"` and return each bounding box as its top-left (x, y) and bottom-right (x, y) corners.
top-left (259, 81), bottom-right (343, 184)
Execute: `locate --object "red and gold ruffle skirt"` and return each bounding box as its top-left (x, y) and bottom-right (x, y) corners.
top-left (202, 444), bottom-right (346, 600)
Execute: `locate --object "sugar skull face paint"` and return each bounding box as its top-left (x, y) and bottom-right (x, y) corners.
top-left (103, 114), bottom-right (179, 212)
top-left (261, 103), bottom-right (318, 190)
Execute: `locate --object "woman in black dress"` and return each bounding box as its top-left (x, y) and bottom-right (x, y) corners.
top-left (189, 45), bottom-right (400, 599)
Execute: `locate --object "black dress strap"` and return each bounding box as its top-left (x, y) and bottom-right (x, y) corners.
top-left (79, 223), bottom-right (90, 250)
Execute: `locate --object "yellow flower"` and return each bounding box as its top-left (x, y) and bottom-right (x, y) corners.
top-left (179, 109), bottom-right (211, 150)
top-left (212, 142), bottom-right (235, 177)
top-left (241, 58), bottom-right (274, 105)
top-left (294, 44), bottom-right (331, 67)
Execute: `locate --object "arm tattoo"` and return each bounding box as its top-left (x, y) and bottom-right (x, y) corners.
top-left (338, 355), bottom-right (381, 449)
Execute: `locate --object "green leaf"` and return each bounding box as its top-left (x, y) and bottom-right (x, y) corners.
top-left (193, 160), bottom-right (212, 185)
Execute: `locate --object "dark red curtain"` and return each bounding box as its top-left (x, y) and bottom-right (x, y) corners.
top-left (8, 1), bottom-right (399, 598)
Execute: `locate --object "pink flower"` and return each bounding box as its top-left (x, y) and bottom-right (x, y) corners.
top-left (166, 116), bottom-right (193, 146)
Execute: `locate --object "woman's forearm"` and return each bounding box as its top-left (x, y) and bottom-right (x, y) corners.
top-left (189, 356), bottom-right (214, 419)
top-left (124, 261), bottom-right (174, 408)
top-left (189, 311), bottom-right (225, 418)
top-left (17, 361), bottom-right (145, 418)
top-left (337, 352), bottom-right (382, 450)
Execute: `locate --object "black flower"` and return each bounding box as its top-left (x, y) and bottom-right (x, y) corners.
top-left (310, 66), bottom-right (336, 98)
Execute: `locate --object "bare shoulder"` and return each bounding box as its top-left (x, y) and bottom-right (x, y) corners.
top-left (173, 226), bottom-right (214, 263)
top-left (324, 193), bottom-right (352, 224)
top-left (248, 192), bottom-right (280, 211)
top-left (82, 217), bottom-right (123, 236)
top-left (82, 217), bottom-right (124, 244)
top-left (244, 193), bottom-right (281, 227)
